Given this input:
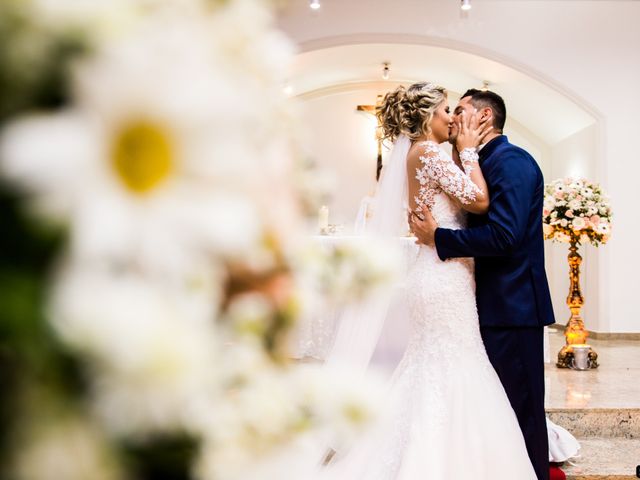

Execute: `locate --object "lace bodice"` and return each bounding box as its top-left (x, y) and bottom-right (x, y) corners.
top-left (412, 141), bottom-right (482, 217)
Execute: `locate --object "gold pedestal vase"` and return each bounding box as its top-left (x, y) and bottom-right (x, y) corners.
top-left (556, 240), bottom-right (599, 369)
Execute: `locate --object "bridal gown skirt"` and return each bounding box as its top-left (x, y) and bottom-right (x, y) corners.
top-left (320, 244), bottom-right (538, 480)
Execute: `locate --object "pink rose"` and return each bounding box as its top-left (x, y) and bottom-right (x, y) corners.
top-left (566, 210), bottom-right (574, 218)
top-left (589, 215), bottom-right (600, 226)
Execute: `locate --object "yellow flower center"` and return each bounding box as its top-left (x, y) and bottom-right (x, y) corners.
top-left (111, 121), bottom-right (174, 194)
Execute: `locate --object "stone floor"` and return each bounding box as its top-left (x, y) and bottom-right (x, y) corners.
top-left (545, 329), bottom-right (640, 479)
top-left (546, 328), bottom-right (640, 410)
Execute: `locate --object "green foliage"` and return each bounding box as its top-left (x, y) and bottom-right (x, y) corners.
top-left (0, 0), bottom-right (89, 122)
top-left (121, 434), bottom-right (198, 480)
top-left (0, 184), bottom-right (84, 470)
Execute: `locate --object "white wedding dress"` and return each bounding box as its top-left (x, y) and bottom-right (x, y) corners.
top-left (320, 140), bottom-right (537, 479)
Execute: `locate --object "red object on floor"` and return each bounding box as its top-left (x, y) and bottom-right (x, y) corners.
top-left (549, 465), bottom-right (566, 480)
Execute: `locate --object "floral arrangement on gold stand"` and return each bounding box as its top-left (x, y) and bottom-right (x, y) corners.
top-left (543, 178), bottom-right (612, 369)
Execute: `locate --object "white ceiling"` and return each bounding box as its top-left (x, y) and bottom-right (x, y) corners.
top-left (275, 0), bottom-right (639, 146)
top-left (287, 42), bottom-right (596, 145)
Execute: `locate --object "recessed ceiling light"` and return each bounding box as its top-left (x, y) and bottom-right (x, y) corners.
top-left (310, 0), bottom-right (321, 10)
top-left (461, 0), bottom-right (472, 11)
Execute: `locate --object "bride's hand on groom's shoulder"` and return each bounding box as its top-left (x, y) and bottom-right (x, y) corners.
top-left (409, 207), bottom-right (438, 247)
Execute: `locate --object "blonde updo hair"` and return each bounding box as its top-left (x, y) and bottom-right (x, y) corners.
top-left (376, 82), bottom-right (447, 142)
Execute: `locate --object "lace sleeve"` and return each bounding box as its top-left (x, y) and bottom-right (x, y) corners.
top-left (417, 141), bottom-right (483, 205)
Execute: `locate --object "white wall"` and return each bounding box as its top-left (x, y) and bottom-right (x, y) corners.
top-left (297, 87), bottom-right (381, 227)
top-left (279, 0), bottom-right (640, 332)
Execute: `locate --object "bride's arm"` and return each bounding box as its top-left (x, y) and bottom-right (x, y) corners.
top-left (455, 147), bottom-right (489, 214)
top-left (451, 112), bottom-right (492, 214)
top-left (413, 141), bottom-right (489, 215)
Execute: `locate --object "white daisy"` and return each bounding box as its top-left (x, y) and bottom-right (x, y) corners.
top-left (0, 7), bottom-right (295, 273)
top-left (49, 266), bottom-right (220, 434)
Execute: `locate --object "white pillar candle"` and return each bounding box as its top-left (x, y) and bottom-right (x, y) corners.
top-left (318, 205), bottom-right (329, 231)
top-left (571, 345), bottom-right (591, 370)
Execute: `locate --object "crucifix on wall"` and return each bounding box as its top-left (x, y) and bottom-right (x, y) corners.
top-left (357, 94), bottom-right (384, 181)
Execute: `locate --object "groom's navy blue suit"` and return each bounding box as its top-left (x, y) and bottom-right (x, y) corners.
top-left (435, 135), bottom-right (555, 480)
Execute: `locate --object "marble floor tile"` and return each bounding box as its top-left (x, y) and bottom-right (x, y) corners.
top-left (546, 329), bottom-right (640, 410)
top-left (561, 437), bottom-right (640, 479)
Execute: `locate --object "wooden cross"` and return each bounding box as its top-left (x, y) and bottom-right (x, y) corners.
top-left (357, 94), bottom-right (384, 181)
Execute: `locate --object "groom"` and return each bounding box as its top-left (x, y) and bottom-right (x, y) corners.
top-left (411, 89), bottom-right (555, 480)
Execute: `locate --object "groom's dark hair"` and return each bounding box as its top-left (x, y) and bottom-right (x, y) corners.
top-left (461, 89), bottom-right (506, 132)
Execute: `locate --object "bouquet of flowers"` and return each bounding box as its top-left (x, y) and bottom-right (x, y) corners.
top-left (542, 177), bottom-right (612, 246)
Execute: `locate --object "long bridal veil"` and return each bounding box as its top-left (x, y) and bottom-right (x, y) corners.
top-left (365, 135), bottom-right (410, 238)
top-left (325, 134), bottom-right (411, 377)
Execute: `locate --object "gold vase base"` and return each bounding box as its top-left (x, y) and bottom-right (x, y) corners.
top-left (556, 345), bottom-right (599, 369)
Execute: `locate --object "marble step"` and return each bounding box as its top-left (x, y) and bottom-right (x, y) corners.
top-left (547, 408), bottom-right (640, 439)
top-left (561, 437), bottom-right (640, 480)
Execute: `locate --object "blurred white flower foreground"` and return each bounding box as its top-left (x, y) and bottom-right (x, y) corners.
top-left (0, 0), bottom-right (395, 479)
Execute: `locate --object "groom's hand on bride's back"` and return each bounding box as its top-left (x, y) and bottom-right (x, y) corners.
top-left (409, 207), bottom-right (438, 247)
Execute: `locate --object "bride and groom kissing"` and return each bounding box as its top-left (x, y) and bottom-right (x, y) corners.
top-left (320, 84), bottom-right (556, 480)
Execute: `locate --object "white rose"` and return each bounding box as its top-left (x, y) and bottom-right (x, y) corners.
top-left (568, 199), bottom-right (582, 210)
top-left (572, 217), bottom-right (586, 230)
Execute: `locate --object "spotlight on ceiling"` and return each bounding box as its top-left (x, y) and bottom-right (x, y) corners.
top-left (382, 62), bottom-right (390, 80)
top-left (481, 80), bottom-right (490, 91)
top-left (310, 0), bottom-right (321, 10)
top-left (461, 0), bottom-right (472, 11)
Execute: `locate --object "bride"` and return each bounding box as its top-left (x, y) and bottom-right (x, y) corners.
top-left (319, 82), bottom-right (538, 479)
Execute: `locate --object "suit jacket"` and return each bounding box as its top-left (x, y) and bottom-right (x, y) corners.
top-left (434, 135), bottom-right (555, 328)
